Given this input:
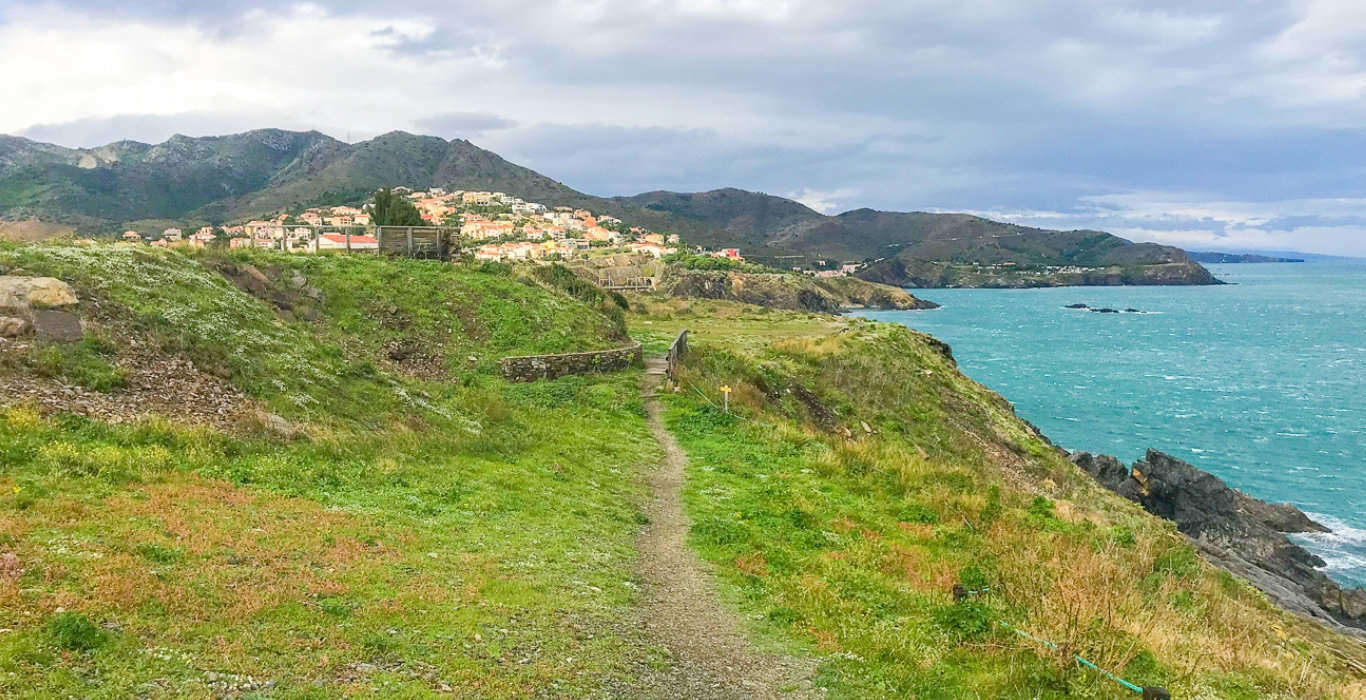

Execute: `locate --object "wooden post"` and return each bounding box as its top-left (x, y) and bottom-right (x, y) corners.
top-left (406, 227), bottom-right (414, 257)
top-left (345, 230), bottom-right (351, 254)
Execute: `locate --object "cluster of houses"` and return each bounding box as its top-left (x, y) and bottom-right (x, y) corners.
top-left (122, 219), bottom-right (375, 253)
top-left (116, 187), bottom-right (765, 265)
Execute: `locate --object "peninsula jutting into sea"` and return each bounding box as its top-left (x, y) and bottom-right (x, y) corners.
top-left (4, 1), bottom-right (1366, 697)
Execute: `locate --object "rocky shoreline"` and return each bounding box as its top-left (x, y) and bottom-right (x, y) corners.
top-left (1072, 449), bottom-right (1366, 637)
top-left (857, 260), bottom-right (1223, 288)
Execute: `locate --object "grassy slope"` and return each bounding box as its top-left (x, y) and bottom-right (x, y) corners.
top-left (3, 246), bottom-right (1363, 697)
top-left (632, 302), bottom-right (1366, 698)
top-left (0, 245), bottom-right (660, 697)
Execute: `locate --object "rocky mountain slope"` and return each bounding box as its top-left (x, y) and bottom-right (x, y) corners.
top-left (0, 129), bottom-right (1216, 286)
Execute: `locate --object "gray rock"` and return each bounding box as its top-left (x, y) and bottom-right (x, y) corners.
top-left (0, 315), bottom-right (29, 337)
top-left (259, 412), bottom-right (294, 436)
top-left (1071, 449), bottom-right (1366, 636)
top-left (31, 309), bottom-right (82, 342)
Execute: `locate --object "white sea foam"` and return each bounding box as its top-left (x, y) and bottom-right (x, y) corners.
top-left (1294, 513), bottom-right (1366, 583)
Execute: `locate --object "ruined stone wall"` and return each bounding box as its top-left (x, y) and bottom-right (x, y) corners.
top-left (498, 342), bottom-right (642, 382)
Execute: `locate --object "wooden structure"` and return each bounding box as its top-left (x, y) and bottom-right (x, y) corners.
top-left (375, 226), bottom-right (458, 260)
top-left (598, 275), bottom-right (655, 291)
top-left (666, 329), bottom-right (688, 382)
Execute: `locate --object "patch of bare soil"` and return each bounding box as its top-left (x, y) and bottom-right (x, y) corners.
top-left (0, 220), bottom-right (74, 243)
top-left (629, 359), bottom-right (820, 698)
top-left (0, 334), bottom-right (251, 428)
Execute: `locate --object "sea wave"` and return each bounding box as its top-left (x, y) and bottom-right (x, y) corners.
top-left (1293, 512), bottom-right (1366, 584)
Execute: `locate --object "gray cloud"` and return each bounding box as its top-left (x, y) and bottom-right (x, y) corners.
top-left (4, 0), bottom-right (1366, 254)
top-left (413, 112), bottom-right (519, 139)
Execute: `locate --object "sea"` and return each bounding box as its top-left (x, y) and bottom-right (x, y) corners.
top-left (857, 262), bottom-right (1366, 588)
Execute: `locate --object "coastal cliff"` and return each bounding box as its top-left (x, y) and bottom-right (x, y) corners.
top-left (858, 259), bottom-right (1221, 288)
top-left (653, 268), bottom-right (938, 312)
top-left (1073, 449), bottom-right (1366, 637)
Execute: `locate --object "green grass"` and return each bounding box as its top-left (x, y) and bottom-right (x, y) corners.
top-left (21, 334), bottom-right (126, 392)
top-left (0, 368), bottom-right (662, 697)
top-left (0, 242), bottom-right (666, 697)
top-left (1, 243), bottom-right (1363, 697)
top-left (0, 245), bottom-right (624, 426)
top-left (656, 318), bottom-right (1366, 698)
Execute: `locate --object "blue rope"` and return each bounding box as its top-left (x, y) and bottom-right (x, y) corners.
top-left (998, 620), bottom-right (1144, 694)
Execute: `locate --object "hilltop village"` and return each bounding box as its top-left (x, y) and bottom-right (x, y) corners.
top-left (119, 188), bottom-right (723, 264)
top-left (110, 187), bottom-right (886, 278)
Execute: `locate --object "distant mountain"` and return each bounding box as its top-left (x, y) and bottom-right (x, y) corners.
top-left (1189, 251), bottom-right (1305, 264)
top-left (0, 128), bottom-right (1214, 286)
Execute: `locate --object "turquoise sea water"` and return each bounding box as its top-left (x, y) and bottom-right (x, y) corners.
top-left (857, 262), bottom-right (1366, 588)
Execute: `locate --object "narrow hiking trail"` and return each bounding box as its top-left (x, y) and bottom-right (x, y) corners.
top-left (634, 359), bottom-right (819, 699)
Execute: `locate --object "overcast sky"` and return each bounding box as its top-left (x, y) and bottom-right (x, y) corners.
top-left (3, 1), bottom-right (1366, 255)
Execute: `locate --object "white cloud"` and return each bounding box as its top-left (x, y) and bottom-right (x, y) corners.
top-left (785, 188), bottom-right (859, 214)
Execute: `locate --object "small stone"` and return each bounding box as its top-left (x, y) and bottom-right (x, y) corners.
top-left (0, 316), bottom-right (28, 337)
top-left (258, 412), bottom-right (294, 436)
top-left (31, 309), bottom-right (83, 342)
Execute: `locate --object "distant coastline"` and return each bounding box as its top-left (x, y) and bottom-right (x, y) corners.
top-left (1190, 251), bottom-right (1305, 264)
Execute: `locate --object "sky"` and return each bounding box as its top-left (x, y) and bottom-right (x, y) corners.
top-left (3, 1), bottom-right (1366, 256)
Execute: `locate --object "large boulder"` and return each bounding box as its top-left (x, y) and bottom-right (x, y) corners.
top-left (0, 276), bottom-right (78, 311)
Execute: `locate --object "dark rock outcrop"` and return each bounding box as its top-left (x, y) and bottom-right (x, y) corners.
top-left (1072, 449), bottom-right (1365, 636)
top-left (212, 262), bottom-right (323, 322)
top-left (655, 269), bottom-right (936, 312)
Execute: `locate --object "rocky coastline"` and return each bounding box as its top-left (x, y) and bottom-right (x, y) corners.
top-left (654, 268), bottom-right (938, 313)
top-left (1072, 449), bottom-right (1366, 637)
top-left (857, 259), bottom-right (1223, 288)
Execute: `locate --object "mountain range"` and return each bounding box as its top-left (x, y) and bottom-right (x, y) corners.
top-left (0, 128), bottom-right (1213, 285)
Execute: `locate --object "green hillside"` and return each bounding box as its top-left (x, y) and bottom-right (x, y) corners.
top-left (0, 244), bottom-right (1360, 696)
top-left (0, 129), bottom-right (1208, 285)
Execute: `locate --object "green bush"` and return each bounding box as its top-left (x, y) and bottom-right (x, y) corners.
top-left (46, 612), bottom-right (106, 651)
top-left (932, 600), bottom-right (993, 642)
top-left (979, 485), bottom-right (1003, 526)
top-left (29, 335), bottom-right (125, 392)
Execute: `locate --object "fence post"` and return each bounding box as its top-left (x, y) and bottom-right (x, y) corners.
top-left (406, 227), bottom-right (414, 257)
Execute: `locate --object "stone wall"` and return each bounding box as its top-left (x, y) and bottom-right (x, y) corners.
top-left (499, 342), bottom-right (643, 382)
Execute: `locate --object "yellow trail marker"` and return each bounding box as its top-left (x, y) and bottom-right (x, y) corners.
top-left (720, 385), bottom-right (732, 413)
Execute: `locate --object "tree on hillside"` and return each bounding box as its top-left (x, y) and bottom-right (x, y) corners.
top-left (367, 188), bottom-right (424, 226)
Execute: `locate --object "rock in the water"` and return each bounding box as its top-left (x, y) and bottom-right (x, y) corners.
top-left (0, 315), bottom-right (29, 337)
top-left (0, 276), bottom-right (78, 310)
top-left (1071, 448), bottom-right (1365, 636)
top-left (31, 309), bottom-right (83, 342)
top-left (1064, 303), bottom-right (1089, 309)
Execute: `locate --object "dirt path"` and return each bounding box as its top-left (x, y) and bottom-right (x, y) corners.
top-left (631, 359), bottom-right (818, 698)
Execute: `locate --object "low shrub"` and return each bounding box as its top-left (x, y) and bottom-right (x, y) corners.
top-left (46, 612), bottom-right (106, 651)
